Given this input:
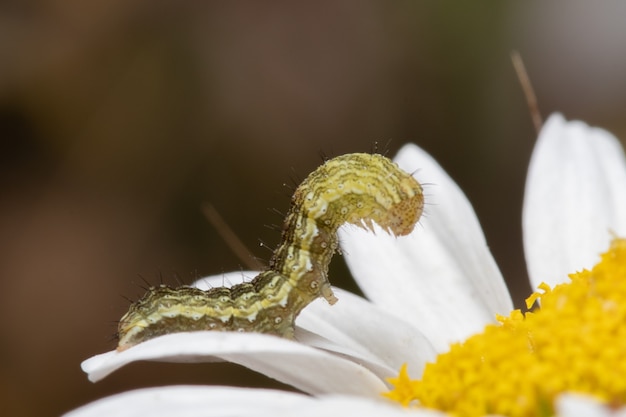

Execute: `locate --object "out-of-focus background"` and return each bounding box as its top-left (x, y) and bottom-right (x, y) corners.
top-left (1, 2), bottom-right (626, 416)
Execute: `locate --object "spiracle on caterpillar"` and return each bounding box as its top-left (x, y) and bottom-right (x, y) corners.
top-left (117, 153), bottom-right (424, 351)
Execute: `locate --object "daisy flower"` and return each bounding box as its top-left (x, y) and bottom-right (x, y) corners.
top-left (67, 114), bottom-right (626, 417)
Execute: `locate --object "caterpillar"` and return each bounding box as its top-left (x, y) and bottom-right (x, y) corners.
top-left (117, 153), bottom-right (424, 351)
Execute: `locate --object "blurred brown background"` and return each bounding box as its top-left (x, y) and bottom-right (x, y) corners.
top-left (1, 1), bottom-right (626, 416)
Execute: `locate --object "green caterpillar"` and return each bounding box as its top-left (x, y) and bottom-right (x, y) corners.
top-left (117, 153), bottom-right (423, 351)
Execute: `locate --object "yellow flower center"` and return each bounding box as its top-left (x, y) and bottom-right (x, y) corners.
top-left (385, 238), bottom-right (626, 417)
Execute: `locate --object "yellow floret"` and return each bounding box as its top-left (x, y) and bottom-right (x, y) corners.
top-left (385, 238), bottom-right (626, 417)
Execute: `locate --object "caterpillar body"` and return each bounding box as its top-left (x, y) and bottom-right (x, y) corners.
top-left (117, 153), bottom-right (423, 351)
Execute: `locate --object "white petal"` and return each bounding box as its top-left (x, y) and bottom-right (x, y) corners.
top-left (340, 144), bottom-right (512, 352)
top-left (192, 276), bottom-right (436, 379)
top-left (192, 271), bottom-right (260, 290)
top-left (523, 113), bottom-right (626, 289)
top-left (64, 385), bottom-right (445, 417)
top-left (63, 386), bottom-right (315, 417)
top-left (556, 393), bottom-right (625, 417)
top-left (300, 395), bottom-right (448, 417)
top-left (297, 287), bottom-right (437, 379)
top-left (81, 332), bottom-right (386, 396)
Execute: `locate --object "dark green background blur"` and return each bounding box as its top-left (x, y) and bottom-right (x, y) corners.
top-left (2, 2), bottom-right (626, 416)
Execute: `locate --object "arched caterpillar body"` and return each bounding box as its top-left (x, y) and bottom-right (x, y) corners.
top-left (117, 153), bottom-right (424, 351)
